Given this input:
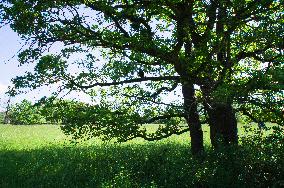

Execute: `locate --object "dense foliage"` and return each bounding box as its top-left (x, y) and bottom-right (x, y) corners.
top-left (1, 0), bottom-right (283, 153)
top-left (9, 99), bottom-right (45, 125)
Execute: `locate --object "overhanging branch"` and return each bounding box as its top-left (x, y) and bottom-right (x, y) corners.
top-left (129, 128), bottom-right (190, 142)
top-left (151, 82), bottom-right (179, 98)
top-left (69, 76), bottom-right (180, 89)
top-left (142, 113), bottom-right (185, 124)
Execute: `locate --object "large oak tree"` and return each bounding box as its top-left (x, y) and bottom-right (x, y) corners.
top-left (1, 0), bottom-right (283, 154)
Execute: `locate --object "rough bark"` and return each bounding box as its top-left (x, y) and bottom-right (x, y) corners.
top-left (205, 102), bottom-right (238, 148)
top-left (182, 83), bottom-right (204, 155)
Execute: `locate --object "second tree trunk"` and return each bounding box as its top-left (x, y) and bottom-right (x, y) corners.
top-left (206, 103), bottom-right (238, 148)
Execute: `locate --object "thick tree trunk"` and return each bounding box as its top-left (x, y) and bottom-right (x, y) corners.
top-left (182, 83), bottom-right (204, 155)
top-left (205, 102), bottom-right (238, 148)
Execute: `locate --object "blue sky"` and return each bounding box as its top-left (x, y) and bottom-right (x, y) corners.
top-left (0, 26), bottom-right (21, 83)
top-left (0, 26), bottom-right (92, 107)
top-left (0, 26), bottom-right (23, 102)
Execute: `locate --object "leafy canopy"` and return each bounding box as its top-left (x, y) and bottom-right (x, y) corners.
top-left (0, 0), bottom-right (283, 140)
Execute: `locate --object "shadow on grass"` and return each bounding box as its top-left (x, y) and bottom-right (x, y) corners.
top-left (0, 139), bottom-right (284, 188)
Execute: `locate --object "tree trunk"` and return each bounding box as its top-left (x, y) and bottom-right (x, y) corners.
top-left (182, 83), bottom-right (204, 155)
top-left (205, 102), bottom-right (238, 148)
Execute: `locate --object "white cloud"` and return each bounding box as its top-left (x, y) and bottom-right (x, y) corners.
top-left (0, 83), bottom-right (8, 94)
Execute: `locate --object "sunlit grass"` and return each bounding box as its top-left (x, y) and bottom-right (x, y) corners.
top-left (0, 123), bottom-right (270, 150)
top-left (0, 124), bottom-right (67, 150)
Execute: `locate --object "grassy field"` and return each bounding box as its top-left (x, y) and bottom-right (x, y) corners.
top-left (0, 124), bottom-right (283, 187)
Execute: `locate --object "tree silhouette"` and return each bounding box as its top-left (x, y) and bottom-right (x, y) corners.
top-left (1, 0), bottom-right (283, 154)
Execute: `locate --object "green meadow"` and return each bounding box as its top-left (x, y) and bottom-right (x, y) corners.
top-left (0, 124), bottom-right (283, 187)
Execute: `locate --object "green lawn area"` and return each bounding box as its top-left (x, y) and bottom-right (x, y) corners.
top-left (0, 123), bottom-right (259, 150)
top-left (0, 123), bottom-right (283, 187)
top-left (0, 124), bottom-right (195, 150)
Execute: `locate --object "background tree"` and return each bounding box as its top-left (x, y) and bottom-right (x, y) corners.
top-left (1, 0), bottom-right (283, 154)
top-left (0, 95), bottom-right (12, 124)
top-left (9, 99), bottom-right (45, 125)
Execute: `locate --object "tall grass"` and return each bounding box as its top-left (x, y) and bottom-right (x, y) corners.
top-left (0, 124), bottom-right (283, 187)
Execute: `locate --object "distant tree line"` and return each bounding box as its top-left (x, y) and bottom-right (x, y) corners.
top-left (1, 98), bottom-right (87, 125)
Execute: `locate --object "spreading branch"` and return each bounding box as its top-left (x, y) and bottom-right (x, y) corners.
top-left (142, 114), bottom-right (185, 124)
top-left (69, 76), bottom-right (180, 89)
top-left (129, 128), bottom-right (190, 142)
